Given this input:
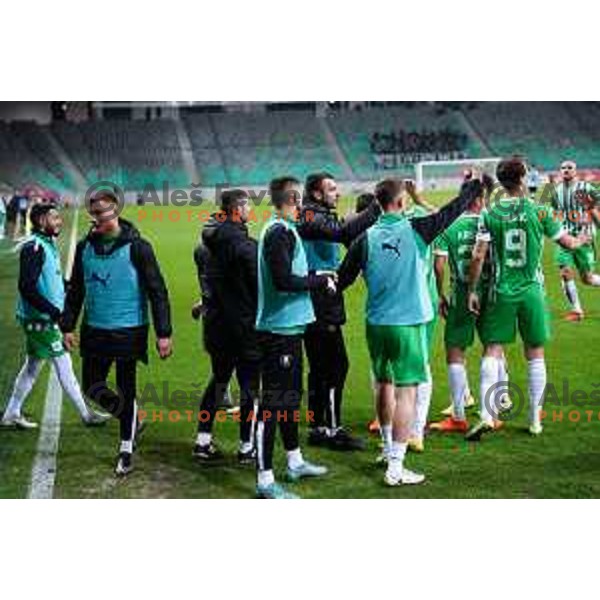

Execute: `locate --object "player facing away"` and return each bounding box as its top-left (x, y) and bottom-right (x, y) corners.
top-left (430, 176), bottom-right (510, 433)
top-left (254, 177), bottom-right (335, 500)
top-left (337, 178), bottom-right (481, 486)
top-left (61, 192), bottom-right (173, 476)
top-left (192, 189), bottom-right (260, 464)
top-left (550, 160), bottom-right (600, 321)
top-left (1, 203), bottom-right (109, 429)
top-left (402, 180), bottom-right (442, 453)
top-left (466, 158), bottom-right (590, 441)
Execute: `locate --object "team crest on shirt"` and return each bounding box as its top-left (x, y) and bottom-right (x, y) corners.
top-left (280, 355), bottom-right (293, 369)
top-left (382, 239), bottom-right (402, 259)
top-left (89, 272), bottom-right (111, 287)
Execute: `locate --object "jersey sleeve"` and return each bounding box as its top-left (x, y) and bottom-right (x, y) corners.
top-left (538, 206), bottom-right (564, 241)
top-left (434, 233), bottom-right (449, 256)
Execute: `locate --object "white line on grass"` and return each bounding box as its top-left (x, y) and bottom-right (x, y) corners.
top-left (28, 208), bottom-right (79, 500)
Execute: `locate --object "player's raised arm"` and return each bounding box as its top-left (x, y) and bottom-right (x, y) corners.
top-left (411, 179), bottom-right (482, 245)
top-left (405, 179), bottom-right (437, 214)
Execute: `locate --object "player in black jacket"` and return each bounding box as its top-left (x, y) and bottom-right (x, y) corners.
top-left (62, 192), bottom-right (173, 476)
top-left (297, 173), bottom-right (381, 450)
top-left (191, 189), bottom-right (262, 464)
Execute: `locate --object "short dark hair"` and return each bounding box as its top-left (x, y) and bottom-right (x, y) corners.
top-left (30, 202), bottom-right (58, 230)
top-left (304, 172), bottom-right (335, 203)
top-left (269, 176), bottom-right (301, 208)
top-left (220, 189), bottom-right (248, 214)
top-left (375, 179), bottom-right (403, 208)
top-left (355, 192), bottom-right (376, 214)
top-left (90, 191), bottom-right (118, 205)
top-left (496, 158), bottom-right (527, 193)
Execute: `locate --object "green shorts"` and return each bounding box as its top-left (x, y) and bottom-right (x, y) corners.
top-left (366, 323), bottom-right (428, 386)
top-left (22, 321), bottom-right (65, 359)
top-left (555, 243), bottom-right (596, 277)
top-left (425, 313), bottom-right (438, 357)
top-left (445, 288), bottom-right (479, 351)
top-left (478, 286), bottom-right (550, 347)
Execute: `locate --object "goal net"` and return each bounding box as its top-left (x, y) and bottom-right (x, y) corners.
top-left (415, 157), bottom-right (502, 192)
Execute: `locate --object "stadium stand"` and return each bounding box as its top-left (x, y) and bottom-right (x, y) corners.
top-left (0, 122), bottom-right (65, 190)
top-left (1, 103), bottom-right (600, 194)
top-left (327, 104), bottom-right (487, 179)
top-left (181, 114), bottom-right (228, 185)
top-left (207, 110), bottom-right (344, 185)
top-left (463, 102), bottom-right (594, 169)
top-left (51, 119), bottom-right (189, 190)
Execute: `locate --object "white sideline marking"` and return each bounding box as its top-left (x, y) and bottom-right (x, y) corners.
top-left (27, 209), bottom-right (79, 500)
top-left (28, 371), bottom-right (62, 499)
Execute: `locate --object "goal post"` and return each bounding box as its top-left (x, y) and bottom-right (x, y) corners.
top-left (415, 157), bottom-right (502, 192)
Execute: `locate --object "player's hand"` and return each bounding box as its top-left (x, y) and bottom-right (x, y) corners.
top-left (325, 276), bottom-right (338, 295)
top-left (576, 233), bottom-right (592, 247)
top-left (468, 292), bottom-right (481, 316)
top-left (157, 337), bottom-right (173, 360)
top-left (404, 179), bottom-right (418, 199)
top-left (63, 332), bottom-right (78, 352)
top-left (191, 301), bottom-right (205, 321)
top-left (439, 295), bottom-right (450, 319)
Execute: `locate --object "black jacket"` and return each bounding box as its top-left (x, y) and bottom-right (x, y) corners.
top-left (62, 219), bottom-right (172, 360)
top-left (297, 199), bottom-right (381, 326)
top-left (195, 215), bottom-right (258, 350)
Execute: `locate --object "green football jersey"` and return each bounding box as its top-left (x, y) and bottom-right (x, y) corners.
top-left (551, 180), bottom-right (600, 235)
top-left (436, 213), bottom-right (481, 291)
top-left (478, 198), bottom-right (564, 296)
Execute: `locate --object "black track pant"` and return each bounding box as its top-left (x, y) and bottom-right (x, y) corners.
top-left (198, 349), bottom-right (260, 445)
top-left (82, 356), bottom-right (138, 442)
top-left (256, 333), bottom-right (303, 472)
top-left (304, 324), bottom-right (349, 430)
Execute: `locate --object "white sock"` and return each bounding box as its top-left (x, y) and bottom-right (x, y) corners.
top-left (257, 469), bottom-right (275, 487)
top-left (388, 441), bottom-right (407, 476)
top-left (496, 357), bottom-right (510, 408)
top-left (120, 440), bottom-right (133, 454)
top-left (50, 353), bottom-right (92, 420)
top-left (448, 363), bottom-right (467, 420)
top-left (196, 432), bottom-right (212, 447)
top-left (380, 424), bottom-right (393, 456)
top-left (413, 366), bottom-right (432, 439)
top-left (287, 448), bottom-right (304, 470)
top-left (588, 274), bottom-right (600, 287)
top-left (562, 279), bottom-right (583, 312)
top-left (3, 356), bottom-right (43, 419)
top-left (464, 380), bottom-right (472, 402)
top-left (239, 441), bottom-right (253, 454)
top-left (528, 359), bottom-right (547, 427)
top-left (480, 357), bottom-right (499, 424)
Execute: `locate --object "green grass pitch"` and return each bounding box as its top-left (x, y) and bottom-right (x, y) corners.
top-left (1, 192), bottom-right (600, 498)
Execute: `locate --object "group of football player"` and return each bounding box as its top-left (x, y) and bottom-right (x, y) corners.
top-left (1, 158), bottom-right (598, 498)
